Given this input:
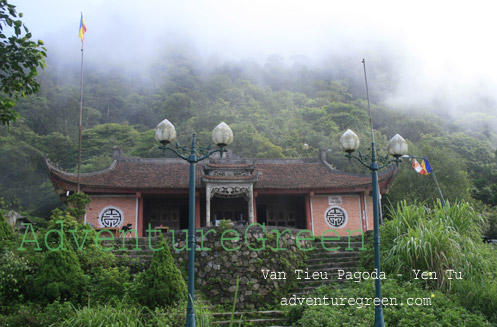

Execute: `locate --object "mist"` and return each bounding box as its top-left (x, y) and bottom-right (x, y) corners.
top-left (12, 0), bottom-right (497, 131)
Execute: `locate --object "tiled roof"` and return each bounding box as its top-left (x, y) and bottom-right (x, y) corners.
top-left (45, 155), bottom-right (396, 194)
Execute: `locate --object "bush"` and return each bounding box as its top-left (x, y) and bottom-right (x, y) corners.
top-left (360, 200), bottom-right (497, 323)
top-left (65, 193), bottom-right (91, 222)
top-left (88, 266), bottom-right (131, 304)
top-left (0, 250), bottom-right (31, 306)
top-left (34, 248), bottom-right (88, 304)
top-left (378, 200), bottom-right (484, 290)
top-left (0, 301), bottom-right (73, 327)
top-left (131, 234), bottom-right (187, 308)
top-left (288, 279), bottom-right (490, 327)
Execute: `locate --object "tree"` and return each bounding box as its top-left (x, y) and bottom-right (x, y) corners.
top-left (0, 0), bottom-right (46, 125)
top-left (132, 235), bottom-right (186, 308)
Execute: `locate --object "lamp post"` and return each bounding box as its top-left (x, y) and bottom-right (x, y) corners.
top-left (338, 58), bottom-right (409, 327)
top-left (339, 130), bottom-right (407, 326)
top-left (155, 119), bottom-right (233, 327)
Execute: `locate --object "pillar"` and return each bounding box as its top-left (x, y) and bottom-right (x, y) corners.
top-left (136, 192), bottom-right (144, 237)
top-left (360, 192), bottom-right (367, 231)
top-left (248, 184), bottom-right (254, 224)
top-left (253, 191), bottom-right (258, 223)
top-left (195, 192), bottom-right (201, 228)
top-left (206, 185), bottom-right (212, 226)
top-left (305, 192), bottom-right (314, 231)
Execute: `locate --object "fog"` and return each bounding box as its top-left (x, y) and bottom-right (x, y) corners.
top-left (11, 0), bottom-right (497, 127)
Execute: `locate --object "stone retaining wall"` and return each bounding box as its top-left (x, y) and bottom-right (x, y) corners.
top-left (169, 223), bottom-right (311, 310)
top-left (147, 223), bottom-right (312, 310)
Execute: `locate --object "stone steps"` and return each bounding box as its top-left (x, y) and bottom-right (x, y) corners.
top-left (305, 261), bottom-right (360, 270)
top-left (212, 310), bottom-right (289, 326)
top-left (306, 251), bottom-right (362, 259)
top-left (288, 237), bottom-right (365, 301)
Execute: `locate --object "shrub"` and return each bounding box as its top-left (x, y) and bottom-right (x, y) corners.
top-left (289, 279), bottom-right (490, 327)
top-left (65, 193), bottom-right (91, 222)
top-left (88, 266), bottom-right (131, 304)
top-left (131, 234), bottom-right (187, 308)
top-left (0, 250), bottom-right (31, 306)
top-left (360, 200), bottom-right (497, 323)
top-left (34, 248), bottom-right (88, 303)
top-left (378, 200), bottom-right (484, 290)
top-left (0, 301), bottom-right (73, 327)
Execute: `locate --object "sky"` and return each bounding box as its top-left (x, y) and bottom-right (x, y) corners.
top-left (10, 0), bottom-right (497, 123)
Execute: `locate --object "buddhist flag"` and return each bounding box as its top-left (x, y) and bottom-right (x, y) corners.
top-left (412, 159), bottom-right (424, 174)
top-left (421, 156), bottom-right (432, 174)
top-left (79, 13), bottom-right (87, 43)
top-left (412, 157), bottom-right (432, 175)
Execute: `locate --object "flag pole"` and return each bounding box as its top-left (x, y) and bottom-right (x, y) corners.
top-left (77, 14), bottom-right (85, 193)
top-left (411, 156), bottom-right (446, 207)
top-left (431, 170), bottom-right (446, 207)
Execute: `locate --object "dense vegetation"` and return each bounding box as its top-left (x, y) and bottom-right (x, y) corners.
top-left (0, 194), bottom-right (198, 326)
top-left (288, 201), bottom-right (497, 326)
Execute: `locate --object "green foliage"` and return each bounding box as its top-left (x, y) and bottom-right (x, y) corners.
top-left (81, 123), bottom-right (140, 159)
top-left (56, 302), bottom-right (146, 327)
top-left (0, 250), bottom-right (31, 306)
top-left (147, 302), bottom-right (212, 327)
top-left (0, 301), bottom-right (74, 327)
top-left (88, 266), bottom-right (131, 305)
top-left (44, 208), bottom-right (115, 274)
top-left (0, 211), bottom-right (13, 242)
top-left (385, 141), bottom-right (473, 206)
top-left (289, 279), bottom-right (490, 327)
top-left (65, 193), bottom-right (91, 221)
top-left (34, 248), bottom-right (87, 303)
top-left (361, 201), bottom-right (497, 323)
top-left (0, 0), bottom-right (47, 125)
top-left (483, 206), bottom-right (497, 238)
top-left (131, 235), bottom-right (187, 308)
top-left (378, 201), bottom-right (484, 290)
top-left (0, 125), bottom-right (62, 216)
top-left (33, 209), bottom-right (88, 303)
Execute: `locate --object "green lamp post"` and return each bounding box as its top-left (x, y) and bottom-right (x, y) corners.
top-left (339, 129), bottom-right (407, 327)
top-left (155, 119), bottom-right (234, 327)
top-left (338, 59), bottom-right (409, 327)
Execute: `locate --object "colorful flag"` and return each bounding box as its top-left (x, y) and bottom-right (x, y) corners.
top-left (411, 157), bottom-right (432, 175)
top-left (79, 13), bottom-right (87, 43)
top-left (412, 159), bottom-right (424, 174)
top-left (421, 156), bottom-right (432, 174)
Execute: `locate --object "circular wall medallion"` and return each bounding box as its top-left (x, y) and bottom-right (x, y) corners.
top-left (98, 207), bottom-right (124, 228)
top-left (324, 206), bottom-right (348, 228)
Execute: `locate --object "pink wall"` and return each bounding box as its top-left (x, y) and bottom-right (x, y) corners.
top-left (311, 194), bottom-right (373, 237)
top-left (85, 195), bottom-right (138, 237)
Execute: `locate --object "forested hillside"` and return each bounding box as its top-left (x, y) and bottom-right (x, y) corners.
top-left (1, 49), bottom-right (496, 235)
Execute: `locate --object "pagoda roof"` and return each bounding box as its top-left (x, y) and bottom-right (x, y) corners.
top-left (45, 153), bottom-right (397, 195)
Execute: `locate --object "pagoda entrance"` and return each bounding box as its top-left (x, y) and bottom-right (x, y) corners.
top-left (142, 196), bottom-right (189, 234)
top-left (205, 183), bottom-right (254, 226)
top-left (210, 197), bottom-right (249, 225)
